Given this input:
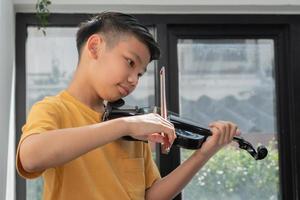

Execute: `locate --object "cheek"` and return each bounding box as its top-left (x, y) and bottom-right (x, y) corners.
top-left (95, 57), bottom-right (114, 80)
top-left (99, 67), bottom-right (126, 88)
top-left (95, 52), bottom-right (128, 84)
top-left (107, 63), bottom-right (128, 82)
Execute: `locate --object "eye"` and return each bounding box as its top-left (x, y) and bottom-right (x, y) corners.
top-left (126, 58), bottom-right (134, 67)
top-left (137, 73), bottom-right (143, 78)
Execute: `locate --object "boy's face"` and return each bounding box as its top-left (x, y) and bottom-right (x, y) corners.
top-left (87, 34), bottom-right (151, 101)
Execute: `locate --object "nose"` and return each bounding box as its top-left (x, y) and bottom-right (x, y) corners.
top-left (127, 73), bottom-right (139, 86)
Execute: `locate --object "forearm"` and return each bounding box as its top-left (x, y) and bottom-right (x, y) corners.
top-left (146, 120), bottom-right (239, 200)
top-left (146, 150), bottom-right (213, 200)
top-left (20, 118), bottom-right (127, 172)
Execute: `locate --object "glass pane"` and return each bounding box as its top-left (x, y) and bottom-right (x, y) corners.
top-left (26, 27), bottom-right (78, 113)
top-left (25, 26), bottom-right (157, 200)
top-left (26, 27), bottom-right (78, 200)
top-left (178, 39), bottom-right (279, 200)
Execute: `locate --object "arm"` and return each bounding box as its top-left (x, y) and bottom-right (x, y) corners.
top-left (20, 118), bottom-right (127, 173)
top-left (145, 121), bottom-right (240, 200)
top-left (19, 113), bottom-right (176, 173)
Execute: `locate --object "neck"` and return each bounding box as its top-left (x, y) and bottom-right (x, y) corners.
top-left (67, 67), bottom-right (105, 113)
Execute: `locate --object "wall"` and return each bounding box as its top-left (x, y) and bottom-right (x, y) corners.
top-left (0, 0), bottom-right (15, 200)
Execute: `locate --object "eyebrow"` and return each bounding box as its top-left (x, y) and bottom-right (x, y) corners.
top-left (129, 51), bottom-right (147, 74)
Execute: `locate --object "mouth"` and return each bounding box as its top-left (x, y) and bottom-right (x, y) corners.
top-left (117, 84), bottom-right (130, 96)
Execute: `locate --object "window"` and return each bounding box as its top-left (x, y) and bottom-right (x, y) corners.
top-left (178, 39), bottom-right (278, 199)
top-left (16, 14), bottom-right (300, 200)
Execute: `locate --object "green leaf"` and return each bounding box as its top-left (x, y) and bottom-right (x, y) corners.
top-left (35, 0), bottom-right (51, 35)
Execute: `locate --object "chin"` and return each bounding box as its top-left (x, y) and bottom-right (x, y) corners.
top-left (105, 94), bottom-right (123, 102)
top-left (96, 89), bottom-right (119, 102)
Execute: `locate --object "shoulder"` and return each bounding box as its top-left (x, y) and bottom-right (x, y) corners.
top-left (29, 92), bottom-right (66, 114)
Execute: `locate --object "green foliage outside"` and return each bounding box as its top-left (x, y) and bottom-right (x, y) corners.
top-left (182, 140), bottom-right (279, 200)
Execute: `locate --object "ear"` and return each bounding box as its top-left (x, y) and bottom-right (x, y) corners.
top-left (86, 34), bottom-right (104, 59)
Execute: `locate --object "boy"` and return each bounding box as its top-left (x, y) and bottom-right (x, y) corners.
top-left (17, 12), bottom-right (240, 200)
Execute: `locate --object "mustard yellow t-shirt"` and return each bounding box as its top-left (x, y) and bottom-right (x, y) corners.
top-left (16, 90), bottom-right (161, 200)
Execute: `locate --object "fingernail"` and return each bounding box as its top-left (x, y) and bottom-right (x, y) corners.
top-left (166, 146), bottom-right (170, 153)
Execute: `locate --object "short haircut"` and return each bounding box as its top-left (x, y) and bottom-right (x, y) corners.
top-left (76, 12), bottom-right (160, 62)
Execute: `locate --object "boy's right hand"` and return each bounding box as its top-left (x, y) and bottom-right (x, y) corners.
top-left (124, 113), bottom-right (176, 145)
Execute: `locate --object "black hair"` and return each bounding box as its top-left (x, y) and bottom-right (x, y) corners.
top-left (76, 12), bottom-right (160, 62)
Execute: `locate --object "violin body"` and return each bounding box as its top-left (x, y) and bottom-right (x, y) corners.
top-left (169, 115), bottom-right (208, 149)
top-left (172, 129), bottom-right (207, 150)
top-left (101, 101), bottom-right (207, 150)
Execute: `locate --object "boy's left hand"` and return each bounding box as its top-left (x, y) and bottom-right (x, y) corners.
top-left (197, 121), bottom-right (241, 157)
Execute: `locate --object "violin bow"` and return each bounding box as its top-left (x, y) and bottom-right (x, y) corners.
top-left (160, 66), bottom-right (171, 154)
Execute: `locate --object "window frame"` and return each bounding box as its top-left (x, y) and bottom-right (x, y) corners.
top-left (167, 24), bottom-right (290, 200)
top-left (16, 13), bottom-right (300, 200)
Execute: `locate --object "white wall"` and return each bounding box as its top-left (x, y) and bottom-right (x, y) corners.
top-left (0, 0), bottom-right (15, 200)
top-left (14, 0), bottom-right (300, 14)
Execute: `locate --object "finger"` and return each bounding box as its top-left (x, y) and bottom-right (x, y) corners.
top-left (162, 134), bottom-right (171, 148)
top-left (229, 122), bottom-right (238, 142)
top-left (222, 121), bottom-right (232, 143)
top-left (166, 127), bottom-right (176, 145)
top-left (209, 121), bottom-right (227, 144)
top-left (152, 114), bottom-right (176, 146)
top-left (209, 126), bottom-right (222, 143)
top-left (161, 128), bottom-right (176, 148)
top-left (219, 121), bottom-right (232, 144)
top-left (148, 133), bottom-right (165, 143)
top-left (222, 121), bottom-right (229, 143)
top-left (236, 128), bottom-right (241, 136)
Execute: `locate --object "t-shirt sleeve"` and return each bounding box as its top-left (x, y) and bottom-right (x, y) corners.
top-left (144, 143), bottom-right (161, 189)
top-left (16, 101), bottom-right (61, 179)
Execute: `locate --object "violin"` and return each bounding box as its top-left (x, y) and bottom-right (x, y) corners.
top-left (102, 67), bottom-right (268, 160)
top-left (101, 98), bottom-right (268, 160)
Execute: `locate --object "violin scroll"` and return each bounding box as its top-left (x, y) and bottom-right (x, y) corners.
top-left (235, 138), bottom-right (268, 160)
